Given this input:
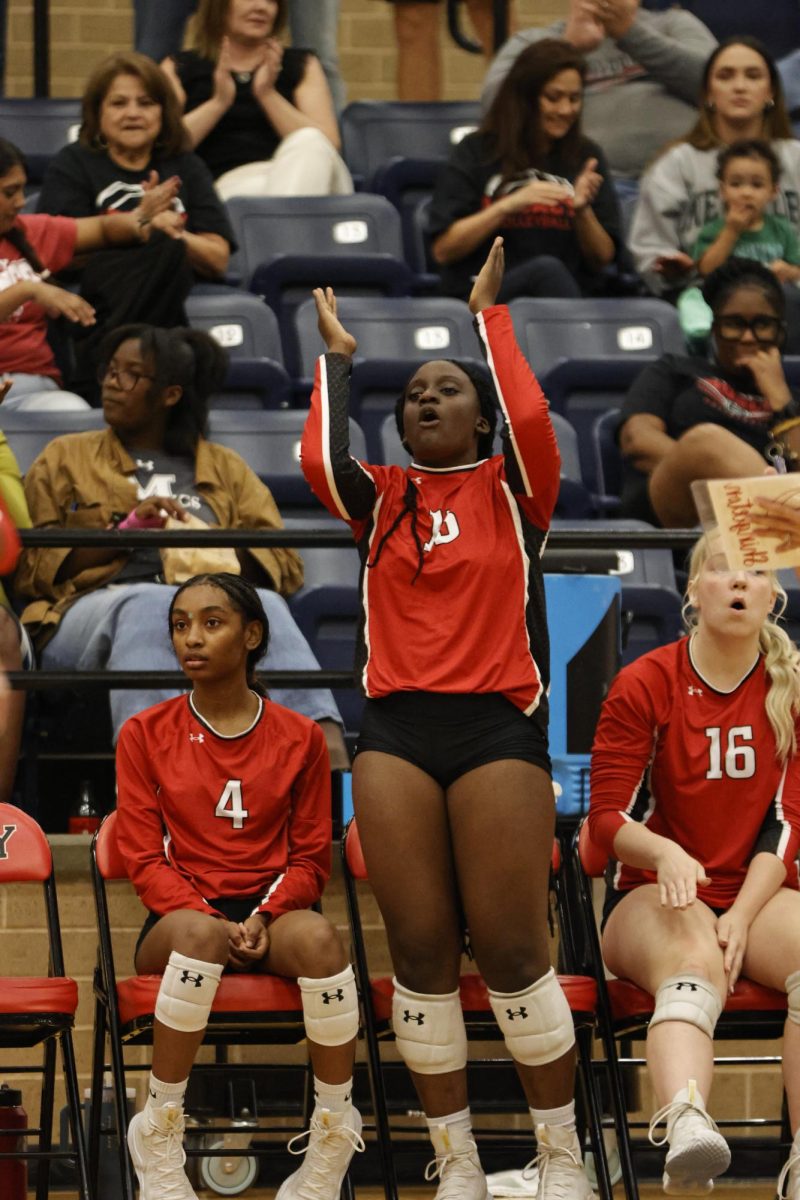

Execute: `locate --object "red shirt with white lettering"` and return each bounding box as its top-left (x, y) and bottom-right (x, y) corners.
top-left (589, 637), bottom-right (800, 909)
top-left (0, 215), bottom-right (77, 380)
top-left (115, 694), bottom-right (331, 921)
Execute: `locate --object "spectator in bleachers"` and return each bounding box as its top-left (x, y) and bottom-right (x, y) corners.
top-left (618, 258), bottom-right (798, 527)
top-left (303, 239), bottom-right (595, 1199)
top-left (15, 323), bottom-right (348, 768)
top-left (481, 0), bottom-right (717, 183)
top-left (37, 53), bottom-right (233, 395)
top-left (377, 0), bottom-right (512, 103)
top-left (161, 0), bottom-right (352, 201)
top-left (589, 529), bottom-right (800, 1197)
top-left (134, 1), bottom-right (347, 114)
top-left (117, 572), bottom-right (362, 1200)
top-left (0, 137), bottom-right (179, 410)
top-left (629, 38), bottom-right (800, 300)
top-left (428, 38), bottom-right (622, 302)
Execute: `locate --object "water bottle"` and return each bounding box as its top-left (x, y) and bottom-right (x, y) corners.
top-left (68, 780), bottom-right (101, 835)
top-left (0, 1084), bottom-right (27, 1200)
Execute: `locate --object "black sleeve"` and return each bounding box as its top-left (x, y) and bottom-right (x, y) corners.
top-left (427, 135), bottom-right (488, 240)
top-left (619, 355), bottom-right (683, 427)
top-left (38, 145), bottom-right (98, 219)
top-left (177, 153), bottom-right (235, 246)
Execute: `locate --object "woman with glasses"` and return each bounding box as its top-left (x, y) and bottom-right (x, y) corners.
top-left (15, 322), bottom-right (347, 766)
top-left (617, 257), bottom-right (796, 527)
top-left (589, 532), bottom-right (800, 1196)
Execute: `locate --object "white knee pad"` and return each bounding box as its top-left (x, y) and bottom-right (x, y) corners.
top-left (650, 974), bottom-right (722, 1040)
top-left (391, 978), bottom-right (468, 1075)
top-left (299, 965), bottom-right (359, 1047)
top-left (488, 968), bottom-right (575, 1066)
top-left (154, 951), bottom-right (223, 1033)
top-left (785, 970), bottom-right (800, 1026)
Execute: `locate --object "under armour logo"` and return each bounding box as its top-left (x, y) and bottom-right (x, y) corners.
top-left (189, 733), bottom-right (204, 743)
top-left (688, 685), bottom-right (703, 696)
top-left (180, 970), bottom-right (205, 987)
top-left (0, 824), bottom-right (16, 860)
top-left (506, 1007), bottom-right (528, 1020)
top-left (675, 982), bottom-right (698, 991)
top-left (322, 989), bottom-right (344, 1004)
top-left (403, 1011), bottom-right (425, 1024)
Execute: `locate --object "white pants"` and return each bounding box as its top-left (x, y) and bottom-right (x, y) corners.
top-left (4, 374), bottom-right (89, 412)
top-left (215, 127), bottom-right (353, 201)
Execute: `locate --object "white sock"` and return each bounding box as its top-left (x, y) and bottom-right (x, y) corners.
top-left (313, 1076), bottom-right (353, 1118)
top-left (426, 1106), bottom-right (474, 1157)
top-left (672, 1081), bottom-right (707, 1109)
top-left (146, 1072), bottom-right (188, 1111)
top-left (531, 1099), bottom-right (576, 1130)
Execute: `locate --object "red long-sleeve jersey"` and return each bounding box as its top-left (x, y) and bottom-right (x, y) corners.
top-left (589, 638), bottom-right (800, 909)
top-left (115, 695), bottom-right (331, 921)
top-left (300, 305), bottom-right (561, 717)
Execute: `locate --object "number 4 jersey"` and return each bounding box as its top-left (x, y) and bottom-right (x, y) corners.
top-left (589, 637), bottom-right (800, 909)
top-left (115, 695), bottom-right (331, 921)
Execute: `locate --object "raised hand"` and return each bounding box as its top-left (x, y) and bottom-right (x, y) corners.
top-left (213, 37), bottom-right (237, 110)
top-left (653, 251), bottom-right (694, 281)
top-left (313, 286), bottom-right (357, 356)
top-left (501, 179), bottom-right (572, 215)
top-left (252, 38), bottom-right (284, 101)
top-left (749, 495), bottom-right (800, 553)
top-left (137, 171), bottom-right (182, 222)
top-left (746, 345), bottom-right (790, 409)
top-left (468, 236), bottom-right (505, 314)
top-left (573, 157), bottom-right (603, 212)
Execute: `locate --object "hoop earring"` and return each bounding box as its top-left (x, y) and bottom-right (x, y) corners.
top-left (764, 98), bottom-right (776, 113)
top-left (93, 133), bottom-right (109, 150)
top-left (704, 99), bottom-right (716, 113)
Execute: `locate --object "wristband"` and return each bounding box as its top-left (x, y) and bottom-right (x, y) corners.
top-left (117, 509), bottom-right (165, 531)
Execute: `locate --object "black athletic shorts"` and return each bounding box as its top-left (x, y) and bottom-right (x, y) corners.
top-left (354, 691), bottom-right (550, 789)
top-left (601, 886), bottom-right (727, 932)
top-left (134, 894), bottom-right (265, 964)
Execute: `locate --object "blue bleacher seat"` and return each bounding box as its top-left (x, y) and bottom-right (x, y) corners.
top-left (340, 100), bottom-right (480, 187)
top-left (185, 291), bottom-right (291, 409)
top-left (2, 410), bottom-right (106, 474)
top-left (552, 518), bottom-right (683, 663)
top-left (0, 99), bottom-right (81, 185)
top-left (224, 194), bottom-right (415, 375)
top-left (207, 410), bottom-right (366, 514)
top-left (592, 407), bottom-right (623, 508)
top-left (509, 297), bottom-right (686, 381)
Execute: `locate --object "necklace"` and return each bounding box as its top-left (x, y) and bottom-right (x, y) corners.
top-left (233, 70), bottom-right (253, 83)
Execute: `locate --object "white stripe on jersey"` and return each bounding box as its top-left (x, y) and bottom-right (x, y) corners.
top-left (775, 759), bottom-right (793, 863)
top-left (251, 871), bottom-right (286, 916)
top-left (360, 492), bottom-right (385, 698)
top-left (316, 355), bottom-right (375, 521)
top-left (474, 309), bottom-right (534, 498)
top-left (498, 479), bottom-right (542, 716)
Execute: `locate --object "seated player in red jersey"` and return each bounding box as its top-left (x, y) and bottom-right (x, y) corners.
top-left (115, 572), bottom-right (362, 1200)
top-left (589, 532), bottom-right (800, 1197)
top-left (301, 239), bottom-right (594, 1200)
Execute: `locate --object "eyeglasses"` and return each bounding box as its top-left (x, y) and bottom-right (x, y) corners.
top-left (713, 314), bottom-right (785, 344)
top-left (97, 364), bottom-right (156, 391)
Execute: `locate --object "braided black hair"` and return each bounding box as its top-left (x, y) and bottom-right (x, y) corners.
top-left (168, 572), bottom-right (270, 695)
top-left (0, 138), bottom-right (49, 277)
top-left (367, 359), bottom-right (499, 584)
top-left (702, 257), bottom-right (786, 321)
top-left (97, 324), bottom-right (228, 456)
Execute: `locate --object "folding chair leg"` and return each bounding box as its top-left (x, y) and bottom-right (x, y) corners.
top-left (597, 1025), bottom-right (639, 1200)
top-left (576, 1027), bottom-right (614, 1200)
top-left (88, 994), bottom-right (108, 1200)
top-left (35, 1035), bottom-right (57, 1200)
top-left (106, 1012), bottom-right (136, 1200)
top-left (61, 1027), bottom-right (92, 1200)
top-left (360, 1009), bottom-right (399, 1200)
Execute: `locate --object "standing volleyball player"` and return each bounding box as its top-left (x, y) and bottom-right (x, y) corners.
top-left (115, 573), bottom-right (362, 1200)
top-left (302, 239), bottom-right (594, 1199)
top-left (589, 534), bottom-right (800, 1196)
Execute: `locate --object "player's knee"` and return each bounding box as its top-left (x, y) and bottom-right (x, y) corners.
top-left (650, 973), bottom-right (722, 1039)
top-left (173, 913), bottom-right (230, 967)
top-left (489, 967), bottom-right (575, 1066)
top-left (392, 943), bottom-right (458, 995)
top-left (786, 969), bottom-right (800, 1024)
top-left (291, 917), bottom-right (348, 978)
top-left (392, 977), bottom-right (467, 1074)
top-left (475, 941), bottom-right (551, 995)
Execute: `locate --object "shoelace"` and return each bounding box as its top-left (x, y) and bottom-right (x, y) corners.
top-left (145, 1118), bottom-right (193, 1200)
top-left (285, 1118), bottom-right (365, 1196)
top-left (777, 1148), bottom-right (800, 1200)
top-left (647, 1098), bottom-right (722, 1148)
top-left (522, 1142), bottom-right (582, 1198)
top-left (423, 1140), bottom-right (481, 1186)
